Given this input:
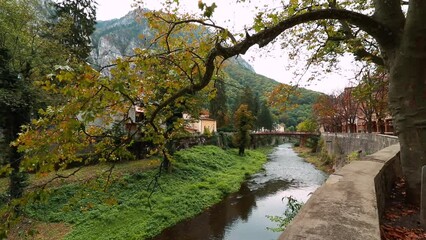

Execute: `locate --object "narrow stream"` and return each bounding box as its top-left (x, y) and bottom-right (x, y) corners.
top-left (152, 143), bottom-right (328, 240)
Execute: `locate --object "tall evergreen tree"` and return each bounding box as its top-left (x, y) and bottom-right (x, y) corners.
top-left (233, 104), bottom-right (255, 156)
top-left (209, 79), bottom-right (228, 128)
top-left (257, 101), bottom-right (274, 131)
top-left (238, 86), bottom-right (257, 115)
top-left (253, 92), bottom-right (260, 121)
top-left (51, 0), bottom-right (97, 60)
top-left (0, 48), bottom-right (32, 201)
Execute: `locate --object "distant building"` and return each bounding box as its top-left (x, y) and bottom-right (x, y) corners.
top-left (254, 123), bottom-right (285, 133)
top-left (184, 113), bottom-right (217, 134)
top-left (355, 114), bottom-right (393, 134)
top-left (126, 106), bottom-right (217, 135)
top-left (125, 105), bottom-right (145, 133)
top-left (275, 123), bottom-right (285, 132)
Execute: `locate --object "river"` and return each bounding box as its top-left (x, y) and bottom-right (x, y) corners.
top-left (152, 143), bottom-right (328, 240)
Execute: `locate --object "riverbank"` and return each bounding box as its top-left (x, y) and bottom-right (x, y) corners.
top-left (9, 145), bottom-right (269, 240)
top-left (292, 146), bottom-right (334, 174)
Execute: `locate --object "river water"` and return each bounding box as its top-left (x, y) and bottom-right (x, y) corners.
top-left (152, 143), bottom-right (327, 240)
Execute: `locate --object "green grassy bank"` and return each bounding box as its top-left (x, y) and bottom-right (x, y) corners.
top-left (24, 145), bottom-right (268, 240)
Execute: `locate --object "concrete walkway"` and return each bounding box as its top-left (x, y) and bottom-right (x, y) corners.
top-left (279, 144), bottom-right (400, 240)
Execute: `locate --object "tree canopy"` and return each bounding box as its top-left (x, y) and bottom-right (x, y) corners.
top-left (352, 67), bottom-right (389, 133)
top-left (296, 119), bottom-right (318, 133)
top-left (49, 0), bottom-right (97, 60)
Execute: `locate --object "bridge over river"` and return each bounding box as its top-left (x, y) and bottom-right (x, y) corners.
top-left (251, 131), bottom-right (319, 147)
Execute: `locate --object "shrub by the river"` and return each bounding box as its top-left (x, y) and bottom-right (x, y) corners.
top-left (25, 145), bottom-right (267, 240)
top-left (266, 196), bottom-right (304, 232)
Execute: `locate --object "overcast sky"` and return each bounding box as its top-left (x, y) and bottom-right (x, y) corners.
top-left (96, 0), bottom-right (356, 94)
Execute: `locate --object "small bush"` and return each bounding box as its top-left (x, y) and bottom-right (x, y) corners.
top-left (266, 196), bottom-right (303, 232)
top-left (203, 127), bottom-right (212, 137)
top-left (347, 151), bottom-right (361, 162)
top-left (306, 136), bottom-right (319, 152)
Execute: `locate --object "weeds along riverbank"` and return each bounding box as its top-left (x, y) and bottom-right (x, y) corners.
top-left (292, 144), bottom-right (334, 174)
top-left (17, 145), bottom-right (269, 240)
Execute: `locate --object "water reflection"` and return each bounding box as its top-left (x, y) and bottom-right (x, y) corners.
top-left (151, 143), bottom-right (327, 240)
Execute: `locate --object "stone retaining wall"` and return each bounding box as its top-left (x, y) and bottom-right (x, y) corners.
top-left (322, 133), bottom-right (399, 156)
top-left (279, 144), bottom-right (401, 240)
top-left (322, 133), bottom-right (399, 170)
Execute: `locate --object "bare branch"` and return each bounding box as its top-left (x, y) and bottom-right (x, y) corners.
top-left (30, 166), bottom-right (84, 190)
top-left (103, 164), bottom-right (115, 192)
top-left (158, 55), bottom-right (195, 84)
top-left (153, 12), bottom-right (237, 43)
top-left (147, 151), bottom-right (166, 209)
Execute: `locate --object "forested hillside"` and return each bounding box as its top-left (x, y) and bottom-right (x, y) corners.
top-left (90, 10), bottom-right (321, 129)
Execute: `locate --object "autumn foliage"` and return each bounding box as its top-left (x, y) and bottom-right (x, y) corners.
top-left (312, 93), bottom-right (342, 132)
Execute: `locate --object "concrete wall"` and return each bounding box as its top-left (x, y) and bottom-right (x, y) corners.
top-left (322, 133), bottom-right (399, 170)
top-left (371, 147), bottom-right (402, 217)
top-left (279, 144), bottom-right (401, 240)
top-left (322, 133), bottom-right (399, 156)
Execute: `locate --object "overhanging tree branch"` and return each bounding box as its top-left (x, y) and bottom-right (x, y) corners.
top-left (147, 8), bottom-right (396, 124)
top-left (219, 9), bottom-right (396, 58)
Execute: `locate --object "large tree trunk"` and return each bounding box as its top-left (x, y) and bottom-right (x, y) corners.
top-left (4, 111), bottom-right (28, 202)
top-left (377, 118), bottom-right (385, 134)
top-left (388, 0), bottom-right (426, 204)
top-left (367, 116), bottom-right (373, 133)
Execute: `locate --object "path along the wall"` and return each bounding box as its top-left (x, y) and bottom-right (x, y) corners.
top-left (279, 143), bottom-right (401, 240)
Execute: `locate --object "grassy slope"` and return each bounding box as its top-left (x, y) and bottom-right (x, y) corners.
top-left (25, 146), bottom-right (268, 240)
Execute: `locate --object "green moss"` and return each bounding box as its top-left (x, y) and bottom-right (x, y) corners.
top-left (25, 145), bottom-right (267, 240)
